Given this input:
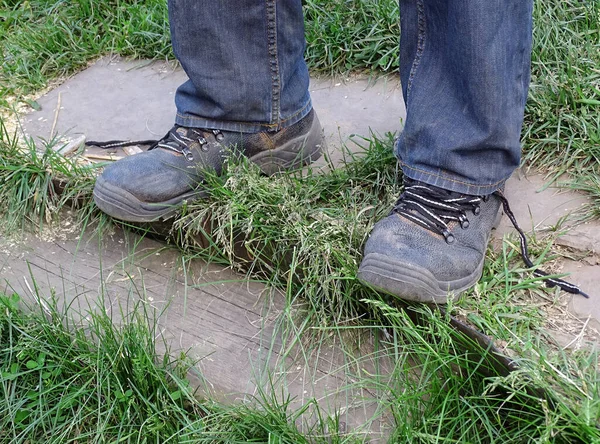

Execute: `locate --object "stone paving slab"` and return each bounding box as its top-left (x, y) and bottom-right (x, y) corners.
top-left (20, 58), bottom-right (600, 346)
top-left (0, 225), bottom-right (390, 437)
top-left (498, 173), bottom-right (600, 331)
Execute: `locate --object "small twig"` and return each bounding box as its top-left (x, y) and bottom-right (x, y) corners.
top-left (23, 276), bottom-right (35, 298)
top-left (562, 317), bottom-right (590, 350)
top-left (84, 154), bottom-right (123, 161)
top-left (50, 91), bottom-right (62, 139)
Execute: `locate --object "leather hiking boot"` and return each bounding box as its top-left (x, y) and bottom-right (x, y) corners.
top-left (358, 178), bottom-right (503, 304)
top-left (93, 110), bottom-right (324, 222)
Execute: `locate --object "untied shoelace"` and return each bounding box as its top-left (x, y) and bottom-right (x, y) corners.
top-left (87, 126), bottom-right (224, 162)
top-left (392, 180), bottom-right (589, 299)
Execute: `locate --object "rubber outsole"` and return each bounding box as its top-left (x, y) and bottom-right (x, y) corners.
top-left (93, 114), bottom-right (324, 222)
top-left (358, 252), bottom-right (485, 304)
top-left (93, 177), bottom-right (203, 222)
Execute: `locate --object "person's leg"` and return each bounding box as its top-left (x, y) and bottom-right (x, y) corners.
top-left (169, 0), bottom-right (311, 133)
top-left (398, 0), bottom-right (532, 194)
top-left (93, 0), bottom-right (323, 222)
top-left (359, 0), bottom-right (534, 303)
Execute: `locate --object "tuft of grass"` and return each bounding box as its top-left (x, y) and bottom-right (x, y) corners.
top-left (1, 0), bottom-right (172, 103)
top-left (174, 135), bottom-right (400, 323)
top-left (0, 289), bottom-right (348, 443)
top-left (361, 300), bottom-right (600, 443)
top-left (564, 174), bottom-right (600, 221)
top-left (0, 291), bottom-right (203, 442)
top-left (523, 0), bottom-right (600, 191)
top-left (0, 119), bottom-right (98, 232)
top-left (458, 234), bottom-right (566, 340)
top-left (303, 0), bottom-right (399, 74)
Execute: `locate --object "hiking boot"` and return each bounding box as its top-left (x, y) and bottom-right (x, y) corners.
top-left (358, 178), bottom-right (503, 304)
top-left (93, 110), bottom-right (323, 222)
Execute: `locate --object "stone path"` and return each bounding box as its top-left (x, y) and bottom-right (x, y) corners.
top-left (24, 56), bottom-right (600, 327)
top-left (4, 56), bottom-right (599, 433)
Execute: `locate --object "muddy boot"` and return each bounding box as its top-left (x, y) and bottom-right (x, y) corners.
top-left (93, 109), bottom-right (323, 222)
top-left (358, 178), bottom-right (502, 304)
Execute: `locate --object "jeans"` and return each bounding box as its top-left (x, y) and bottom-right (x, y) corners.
top-left (168, 0), bottom-right (533, 195)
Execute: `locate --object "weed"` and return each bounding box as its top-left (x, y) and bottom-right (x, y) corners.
top-left (0, 119), bottom-right (98, 232)
top-left (0, 289), bottom-right (349, 443)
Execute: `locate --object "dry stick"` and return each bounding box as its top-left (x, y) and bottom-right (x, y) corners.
top-left (84, 154), bottom-right (123, 161)
top-left (50, 91), bottom-right (62, 139)
top-left (562, 316), bottom-right (591, 350)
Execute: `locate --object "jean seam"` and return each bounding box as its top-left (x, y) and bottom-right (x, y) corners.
top-left (401, 162), bottom-right (507, 189)
top-left (266, 0), bottom-right (281, 126)
top-left (406, 0), bottom-right (426, 103)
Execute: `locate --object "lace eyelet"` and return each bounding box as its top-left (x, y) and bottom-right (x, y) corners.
top-left (213, 130), bottom-right (225, 142)
top-left (443, 230), bottom-right (455, 244)
top-left (182, 147), bottom-right (194, 161)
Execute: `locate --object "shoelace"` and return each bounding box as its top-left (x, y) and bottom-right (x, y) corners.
top-left (392, 179), bottom-right (589, 299)
top-left (154, 127), bottom-right (225, 161)
top-left (87, 126), bottom-right (224, 161)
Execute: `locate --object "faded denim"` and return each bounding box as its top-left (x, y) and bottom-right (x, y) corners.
top-left (397, 0), bottom-right (534, 194)
top-left (169, 0), bottom-right (311, 133)
top-left (169, 0), bottom-right (534, 194)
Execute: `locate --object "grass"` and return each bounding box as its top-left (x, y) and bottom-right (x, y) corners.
top-left (0, 291), bottom-right (346, 443)
top-left (0, 122), bottom-right (99, 232)
top-left (2, 123), bottom-right (598, 441)
top-left (174, 136), bottom-right (400, 323)
top-left (303, 0), bottom-right (399, 73)
top-left (524, 0), bottom-right (600, 194)
top-left (364, 300), bottom-right (600, 443)
top-left (1, 0), bottom-right (600, 441)
top-left (1, 0), bottom-right (171, 104)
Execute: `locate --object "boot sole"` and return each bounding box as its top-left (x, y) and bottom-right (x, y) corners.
top-left (93, 114), bottom-right (324, 222)
top-left (357, 208), bottom-right (503, 304)
top-left (358, 252), bottom-right (485, 304)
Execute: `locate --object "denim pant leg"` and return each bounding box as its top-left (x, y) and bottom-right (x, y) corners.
top-left (397, 0), bottom-right (534, 195)
top-left (168, 0), bottom-right (311, 133)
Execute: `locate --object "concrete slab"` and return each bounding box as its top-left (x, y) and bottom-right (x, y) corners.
top-left (23, 57), bottom-right (187, 143)
top-left (563, 261), bottom-right (600, 332)
top-left (496, 172), bottom-right (589, 237)
top-left (20, 57), bottom-right (600, 356)
top-left (0, 227), bottom-right (392, 438)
